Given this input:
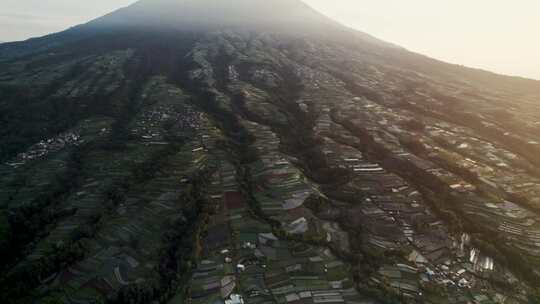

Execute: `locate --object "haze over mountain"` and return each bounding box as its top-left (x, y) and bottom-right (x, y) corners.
top-left (2, 0), bottom-right (540, 303)
top-left (93, 0), bottom-right (338, 31)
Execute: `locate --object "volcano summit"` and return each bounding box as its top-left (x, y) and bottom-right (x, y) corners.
top-left (1, 1), bottom-right (540, 303)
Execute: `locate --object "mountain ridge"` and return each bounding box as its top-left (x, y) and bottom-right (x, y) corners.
top-left (1, 0), bottom-right (539, 88)
top-left (0, 0), bottom-right (397, 63)
top-left (2, 1), bottom-right (540, 303)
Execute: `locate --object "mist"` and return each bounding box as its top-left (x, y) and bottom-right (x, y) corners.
top-left (1, 0), bottom-right (539, 79)
top-left (86, 0), bottom-right (340, 34)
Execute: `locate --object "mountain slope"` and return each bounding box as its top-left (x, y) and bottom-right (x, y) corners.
top-left (1, 1), bottom-right (540, 303)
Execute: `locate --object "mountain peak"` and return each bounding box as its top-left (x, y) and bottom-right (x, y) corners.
top-left (89, 0), bottom-right (341, 33)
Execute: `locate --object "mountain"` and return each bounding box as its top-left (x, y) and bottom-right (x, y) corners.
top-left (2, 1), bottom-right (540, 303)
top-left (93, 0), bottom-right (339, 30)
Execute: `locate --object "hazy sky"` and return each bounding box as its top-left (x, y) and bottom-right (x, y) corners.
top-left (1, 0), bottom-right (539, 80)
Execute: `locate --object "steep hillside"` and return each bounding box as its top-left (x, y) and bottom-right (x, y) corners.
top-left (1, 1), bottom-right (540, 303)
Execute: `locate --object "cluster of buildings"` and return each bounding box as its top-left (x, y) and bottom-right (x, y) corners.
top-left (133, 82), bottom-right (205, 144)
top-left (6, 130), bottom-right (82, 168)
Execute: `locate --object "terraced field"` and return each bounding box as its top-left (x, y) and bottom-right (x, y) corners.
top-left (2, 0), bottom-right (540, 303)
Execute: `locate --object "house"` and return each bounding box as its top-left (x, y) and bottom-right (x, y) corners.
top-left (286, 217), bottom-right (309, 234)
top-left (408, 250), bottom-right (428, 265)
top-left (226, 294), bottom-right (244, 304)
